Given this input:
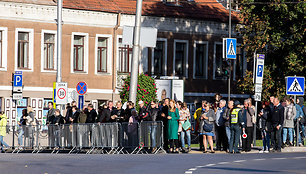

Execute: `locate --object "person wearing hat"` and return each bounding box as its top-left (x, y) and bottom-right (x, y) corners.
top-left (138, 100), bottom-right (148, 122)
top-left (228, 100), bottom-right (245, 154)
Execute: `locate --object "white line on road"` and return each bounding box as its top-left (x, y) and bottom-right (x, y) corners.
top-left (272, 158), bottom-right (287, 160)
top-left (293, 156), bottom-right (306, 159)
top-left (253, 158), bottom-right (266, 161)
top-left (233, 160), bottom-right (246, 163)
top-left (185, 171), bottom-right (193, 174)
top-left (188, 168), bottom-right (197, 171)
top-left (196, 166), bottom-right (205, 168)
top-left (205, 164), bottom-right (216, 167)
top-left (218, 162), bottom-right (230, 165)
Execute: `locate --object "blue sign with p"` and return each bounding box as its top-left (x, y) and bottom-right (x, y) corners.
top-left (257, 65), bottom-right (263, 77)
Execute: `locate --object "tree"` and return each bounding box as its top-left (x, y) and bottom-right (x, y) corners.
top-left (238, 0), bottom-right (305, 96)
top-left (237, 68), bottom-right (275, 101)
top-left (120, 73), bottom-right (157, 110)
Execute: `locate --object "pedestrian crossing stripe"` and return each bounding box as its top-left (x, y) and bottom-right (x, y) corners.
top-left (288, 78), bottom-right (303, 92)
top-left (227, 40), bottom-right (236, 56)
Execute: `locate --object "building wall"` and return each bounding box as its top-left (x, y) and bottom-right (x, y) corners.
top-left (0, 1), bottom-right (247, 124)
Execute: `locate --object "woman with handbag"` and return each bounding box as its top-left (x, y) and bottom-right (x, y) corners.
top-left (199, 103), bottom-right (215, 153)
top-left (177, 102), bottom-right (191, 152)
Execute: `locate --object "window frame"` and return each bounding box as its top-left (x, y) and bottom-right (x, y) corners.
top-left (95, 34), bottom-right (112, 75)
top-left (41, 30), bottom-right (57, 73)
top-left (71, 32), bottom-right (89, 74)
top-left (151, 38), bottom-right (167, 76)
top-left (193, 41), bottom-right (208, 79)
top-left (0, 27), bottom-right (8, 71)
top-left (173, 39), bottom-right (189, 78)
top-left (15, 28), bottom-right (34, 72)
top-left (213, 42), bottom-right (227, 80)
top-left (117, 36), bottom-right (133, 73)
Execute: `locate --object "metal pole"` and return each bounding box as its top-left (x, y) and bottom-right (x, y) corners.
top-left (294, 75), bottom-right (299, 146)
top-left (253, 101), bottom-right (257, 146)
top-left (56, 0), bottom-right (62, 83)
top-left (56, 0), bottom-right (63, 111)
top-left (129, 0), bottom-right (143, 103)
top-left (227, 0), bottom-right (231, 102)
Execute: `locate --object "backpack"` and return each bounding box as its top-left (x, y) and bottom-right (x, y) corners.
top-left (78, 112), bottom-right (87, 123)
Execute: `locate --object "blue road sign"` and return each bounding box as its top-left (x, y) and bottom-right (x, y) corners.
top-left (14, 71), bottom-right (22, 87)
top-left (226, 38), bottom-right (237, 59)
top-left (76, 81), bottom-right (87, 95)
top-left (257, 65), bottom-right (263, 77)
top-left (78, 95), bottom-right (84, 110)
top-left (286, 77), bottom-right (305, 95)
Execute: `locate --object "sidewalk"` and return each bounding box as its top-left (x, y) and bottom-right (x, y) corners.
top-left (189, 146), bottom-right (306, 154)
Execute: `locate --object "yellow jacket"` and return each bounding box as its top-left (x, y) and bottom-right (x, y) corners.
top-left (194, 108), bottom-right (204, 123)
top-left (0, 114), bottom-right (7, 136)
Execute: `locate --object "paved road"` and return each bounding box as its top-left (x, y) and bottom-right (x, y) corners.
top-left (0, 152), bottom-right (305, 174)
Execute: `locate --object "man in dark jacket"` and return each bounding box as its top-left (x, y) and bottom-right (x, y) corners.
top-left (268, 97), bottom-right (284, 152)
top-left (65, 101), bottom-right (77, 124)
top-left (86, 104), bottom-right (98, 123)
top-left (138, 100), bottom-right (149, 121)
top-left (241, 99), bottom-right (255, 152)
top-left (46, 102), bottom-right (55, 124)
top-left (215, 99), bottom-right (227, 151)
top-left (98, 101), bottom-right (114, 123)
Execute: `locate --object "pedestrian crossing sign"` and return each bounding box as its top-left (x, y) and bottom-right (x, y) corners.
top-left (286, 76), bottom-right (305, 95)
top-left (225, 38), bottom-right (236, 59)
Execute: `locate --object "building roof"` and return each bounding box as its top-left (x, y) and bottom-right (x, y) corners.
top-left (2, 0), bottom-right (240, 23)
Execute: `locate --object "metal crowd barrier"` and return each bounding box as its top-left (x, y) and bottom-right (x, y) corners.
top-left (0, 121), bottom-right (165, 154)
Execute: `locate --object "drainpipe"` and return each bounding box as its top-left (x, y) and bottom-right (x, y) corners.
top-left (112, 13), bottom-right (121, 102)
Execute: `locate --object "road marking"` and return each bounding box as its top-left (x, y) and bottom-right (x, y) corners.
top-left (196, 166), bottom-right (205, 168)
top-left (205, 164), bottom-right (216, 167)
top-left (185, 171), bottom-right (193, 174)
top-left (293, 156), bottom-right (306, 159)
top-left (218, 162), bottom-right (229, 165)
top-left (272, 158), bottom-right (287, 160)
top-left (188, 168), bottom-right (197, 171)
top-left (253, 158), bottom-right (266, 161)
top-left (234, 160), bottom-right (246, 163)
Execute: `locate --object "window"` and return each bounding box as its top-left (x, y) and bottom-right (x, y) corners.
top-left (234, 45), bottom-right (246, 80)
top-left (214, 43), bottom-right (223, 79)
top-left (0, 31), bottom-right (2, 67)
top-left (194, 42), bottom-right (208, 78)
top-left (17, 32), bottom-right (29, 69)
top-left (152, 40), bottom-right (167, 76)
top-left (118, 38), bottom-right (132, 73)
top-left (97, 37), bottom-right (107, 73)
top-left (0, 27), bottom-right (8, 71)
top-left (73, 35), bottom-right (84, 71)
top-left (174, 40), bottom-right (188, 77)
top-left (43, 33), bottom-right (55, 70)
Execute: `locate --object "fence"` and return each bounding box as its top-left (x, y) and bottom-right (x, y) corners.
top-left (0, 121), bottom-right (164, 154)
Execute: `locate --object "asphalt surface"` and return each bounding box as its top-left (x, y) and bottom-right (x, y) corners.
top-left (0, 152), bottom-right (305, 174)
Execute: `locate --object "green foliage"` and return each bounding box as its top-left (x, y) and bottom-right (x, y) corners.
top-left (119, 73), bottom-right (157, 109)
top-left (237, 67), bottom-right (277, 101)
top-left (239, 0), bottom-right (306, 95)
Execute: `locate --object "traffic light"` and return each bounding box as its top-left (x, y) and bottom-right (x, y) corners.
top-left (222, 60), bottom-right (230, 77)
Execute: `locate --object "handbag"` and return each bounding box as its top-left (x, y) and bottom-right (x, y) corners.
top-left (182, 119), bottom-right (191, 131)
top-left (203, 121), bottom-right (213, 132)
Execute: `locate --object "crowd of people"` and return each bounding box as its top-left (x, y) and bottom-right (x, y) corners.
top-left (1, 94), bottom-right (305, 154)
top-left (193, 94), bottom-right (305, 154)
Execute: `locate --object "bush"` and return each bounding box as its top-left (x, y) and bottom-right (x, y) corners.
top-left (120, 73), bottom-right (158, 109)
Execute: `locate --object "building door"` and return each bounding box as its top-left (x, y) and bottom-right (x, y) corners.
top-left (4, 98), bottom-right (17, 125)
top-left (30, 98), bottom-right (44, 125)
